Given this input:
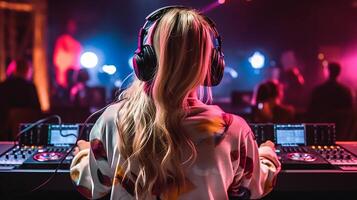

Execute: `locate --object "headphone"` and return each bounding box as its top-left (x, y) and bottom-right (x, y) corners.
top-left (132, 5), bottom-right (225, 86)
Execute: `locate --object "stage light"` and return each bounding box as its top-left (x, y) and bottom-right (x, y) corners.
top-left (80, 51), bottom-right (98, 68)
top-left (114, 80), bottom-right (122, 87)
top-left (218, 0), bottom-right (226, 4)
top-left (225, 67), bottom-right (238, 78)
top-left (102, 65), bottom-right (117, 75)
top-left (249, 51), bottom-right (265, 69)
top-left (128, 56), bottom-right (134, 69)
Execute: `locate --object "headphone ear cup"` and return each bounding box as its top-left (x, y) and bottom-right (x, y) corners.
top-left (133, 51), bottom-right (145, 81)
top-left (133, 45), bottom-right (157, 82)
top-left (206, 49), bottom-right (225, 86)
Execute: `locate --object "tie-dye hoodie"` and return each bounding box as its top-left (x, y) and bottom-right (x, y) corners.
top-left (70, 99), bottom-right (281, 199)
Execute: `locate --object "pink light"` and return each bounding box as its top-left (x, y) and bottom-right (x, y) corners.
top-left (218, 0), bottom-right (226, 4)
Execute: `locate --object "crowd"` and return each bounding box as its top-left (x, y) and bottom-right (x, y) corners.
top-left (250, 62), bottom-right (356, 140)
top-left (0, 58), bottom-right (356, 141)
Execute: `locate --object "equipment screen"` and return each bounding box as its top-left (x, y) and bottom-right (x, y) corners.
top-left (275, 124), bottom-right (305, 146)
top-left (48, 124), bottom-right (78, 146)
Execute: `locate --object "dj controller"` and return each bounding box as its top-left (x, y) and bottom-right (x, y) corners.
top-left (1, 122), bottom-right (357, 199)
top-left (250, 123), bottom-right (357, 170)
top-left (0, 123), bottom-right (93, 170)
top-left (0, 123), bottom-right (357, 171)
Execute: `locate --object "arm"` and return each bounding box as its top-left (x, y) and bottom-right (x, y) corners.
top-left (228, 132), bottom-right (281, 199)
top-left (70, 107), bottom-right (120, 199)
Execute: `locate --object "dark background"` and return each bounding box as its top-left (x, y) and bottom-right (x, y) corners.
top-left (47, 0), bottom-right (357, 97)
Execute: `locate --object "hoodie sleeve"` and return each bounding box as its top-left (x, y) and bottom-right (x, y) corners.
top-left (70, 104), bottom-right (121, 199)
top-left (228, 128), bottom-right (281, 199)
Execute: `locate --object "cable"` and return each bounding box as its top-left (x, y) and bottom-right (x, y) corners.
top-left (118, 72), bottom-right (134, 91)
top-left (28, 98), bottom-right (127, 194)
top-left (14, 115), bottom-right (62, 147)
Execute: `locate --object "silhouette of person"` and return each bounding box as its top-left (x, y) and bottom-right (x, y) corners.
top-left (308, 62), bottom-right (354, 140)
top-left (0, 59), bottom-right (41, 139)
top-left (309, 62), bottom-right (353, 112)
top-left (70, 68), bottom-right (90, 107)
top-left (0, 59), bottom-right (40, 110)
top-left (53, 19), bottom-right (82, 89)
top-left (252, 79), bottom-right (295, 123)
top-left (279, 51), bottom-right (306, 111)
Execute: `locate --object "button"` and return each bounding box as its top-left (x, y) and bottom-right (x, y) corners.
top-left (66, 156), bottom-right (73, 160)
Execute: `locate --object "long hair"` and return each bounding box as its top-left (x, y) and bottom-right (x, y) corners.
top-left (117, 8), bottom-right (214, 198)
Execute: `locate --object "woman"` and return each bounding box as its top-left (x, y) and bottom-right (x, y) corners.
top-left (71, 6), bottom-right (280, 200)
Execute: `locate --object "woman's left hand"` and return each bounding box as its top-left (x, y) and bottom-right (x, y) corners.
top-left (73, 140), bottom-right (90, 156)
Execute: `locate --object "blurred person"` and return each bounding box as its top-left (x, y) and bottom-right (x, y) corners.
top-left (309, 62), bottom-right (353, 112)
top-left (70, 6), bottom-right (280, 200)
top-left (70, 68), bottom-right (90, 107)
top-left (308, 62), bottom-right (354, 140)
top-left (53, 19), bottom-right (82, 89)
top-left (0, 58), bottom-right (41, 140)
top-left (51, 68), bottom-right (77, 107)
top-left (279, 51), bottom-right (306, 111)
top-left (5, 59), bottom-right (33, 80)
top-left (252, 79), bottom-right (295, 123)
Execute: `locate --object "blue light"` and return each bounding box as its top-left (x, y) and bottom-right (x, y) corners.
top-left (248, 51), bottom-right (265, 69)
top-left (80, 51), bottom-right (98, 68)
top-left (102, 65), bottom-right (117, 75)
top-left (225, 67), bottom-right (238, 78)
top-left (128, 56), bottom-right (134, 69)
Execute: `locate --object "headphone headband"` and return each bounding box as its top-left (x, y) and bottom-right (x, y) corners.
top-left (146, 5), bottom-right (187, 21)
top-left (133, 6), bottom-right (225, 86)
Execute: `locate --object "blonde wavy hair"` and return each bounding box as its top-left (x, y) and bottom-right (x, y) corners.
top-left (117, 8), bottom-right (214, 198)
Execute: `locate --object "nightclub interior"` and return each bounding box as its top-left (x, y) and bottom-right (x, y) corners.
top-left (1, 0), bottom-right (357, 199)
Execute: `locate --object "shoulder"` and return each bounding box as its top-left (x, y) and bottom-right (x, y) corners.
top-left (229, 114), bottom-right (252, 138)
top-left (313, 83), bottom-right (327, 92)
top-left (184, 101), bottom-right (251, 137)
top-left (89, 102), bottom-right (124, 149)
top-left (92, 102), bottom-right (122, 134)
top-left (26, 81), bottom-right (37, 89)
top-left (338, 83), bottom-right (352, 93)
top-left (276, 104), bottom-right (294, 113)
top-left (198, 102), bottom-right (252, 136)
top-left (98, 102), bottom-right (122, 125)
